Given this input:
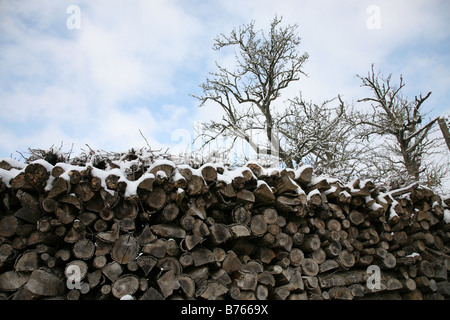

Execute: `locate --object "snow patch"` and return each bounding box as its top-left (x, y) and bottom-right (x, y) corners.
top-left (370, 202), bottom-right (383, 211)
top-left (294, 165), bottom-right (313, 180)
top-left (172, 169), bottom-right (186, 182)
top-left (377, 194), bottom-right (388, 204)
top-left (148, 159), bottom-right (176, 171)
top-left (225, 167), bottom-right (255, 180)
top-left (0, 158), bottom-right (26, 169)
top-left (307, 189), bottom-right (321, 201)
top-left (257, 179), bottom-right (270, 189)
top-left (0, 167), bottom-right (23, 187)
top-left (155, 170), bottom-right (167, 179)
top-left (389, 200), bottom-right (400, 220)
top-left (324, 186), bottom-right (337, 195)
top-left (30, 159), bottom-right (55, 171)
top-left (123, 172), bottom-right (155, 197)
top-left (444, 209), bottom-right (450, 224)
top-left (217, 173), bottom-right (232, 185)
top-left (44, 175), bottom-right (55, 192)
top-left (340, 190), bottom-right (351, 199)
top-left (406, 252), bottom-right (420, 258)
top-left (296, 186), bottom-right (306, 196)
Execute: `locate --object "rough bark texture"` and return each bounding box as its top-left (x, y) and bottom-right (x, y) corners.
top-left (0, 159), bottom-right (449, 300)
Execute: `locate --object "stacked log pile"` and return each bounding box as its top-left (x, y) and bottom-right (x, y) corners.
top-left (0, 156), bottom-right (449, 300)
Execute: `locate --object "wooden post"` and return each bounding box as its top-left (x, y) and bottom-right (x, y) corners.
top-left (438, 116), bottom-right (450, 151)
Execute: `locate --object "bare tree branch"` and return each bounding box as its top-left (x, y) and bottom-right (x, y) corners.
top-left (355, 64), bottom-right (442, 187)
top-left (192, 15), bottom-right (309, 168)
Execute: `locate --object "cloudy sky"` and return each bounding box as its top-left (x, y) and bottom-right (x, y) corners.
top-left (1, 0), bottom-right (450, 160)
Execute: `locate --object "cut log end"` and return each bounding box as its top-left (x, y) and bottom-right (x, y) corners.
top-left (0, 157), bottom-right (448, 301)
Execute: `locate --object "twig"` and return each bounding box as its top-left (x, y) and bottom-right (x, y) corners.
top-left (15, 150), bottom-right (27, 161)
top-left (67, 143), bottom-right (74, 162)
top-left (139, 129), bottom-right (152, 149)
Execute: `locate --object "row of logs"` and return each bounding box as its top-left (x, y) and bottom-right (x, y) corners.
top-left (0, 158), bottom-right (449, 300)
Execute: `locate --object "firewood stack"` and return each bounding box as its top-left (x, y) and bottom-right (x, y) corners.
top-left (0, 157), bottom-right (449, 300)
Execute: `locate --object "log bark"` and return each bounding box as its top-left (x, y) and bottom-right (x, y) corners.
top-left (177, 274), bottom-right (196, 298)
top-left (196, 280), bottom-right (228, 300)
top-left (253, 182), bottom-right (275, 205)
top-left (301, 258), bottom-right (319, 276)
top-left (232, 206), bottom-right (252, 225)
top-left (319, 259), bottom-right (339, 273)
top-left (147, 187), bottom-right (167, 210)
top-left (160, 202), bottom-right (180, 222)
top-left (0, 215), bottom-right (18, 237)
top-left (300, 235), bottom-right (321, 252)
top-left (73, 239), bottom-right (95, 260)
top-left (191, 247), bottom-right (215, 267)
top-left (349, 210), bottom-right (365, 226)
top-left (150, 224), bottom-right (186, 239)
top-left (112, 274), bottom-right (140, 299)
top-left (25, 269), bottom-right (64, 297)
top-left (328, 286), bottom-right (353, 300)
top-left (324, 241), bottom-right (342, 258)
top-left (295, 166), bottom-right (313, 185)
top-left (275, 175), bottom-right (300, 195)
top-left (0, 157), bottom-right (449, 301)
top-left (250, 215), bottom-right (268, 237)
top-left (157, 270), bottom-right (180, 299)
top-left (337, 250), bottom-right (355, 269)
top-left (289, 248), bottom-right (304, 267)
top-left (0, 271), bottom-right (29, 291)
top-left (222, 251), bottom-right (242, 273)
top-left (255, 284), bottom-right (269, 300)
top-left (111, 235), bottom-right (139, 264)
top-left (237, 189), bottom-right (255, 204)
top-left (137, 255), bottom-right (157, 276)
top-left (102, 261), bottom-right (124, 282)
top-left (229, 224), bottom-right (251, 239)
top-left (418, 260), bottom-right (435, 278)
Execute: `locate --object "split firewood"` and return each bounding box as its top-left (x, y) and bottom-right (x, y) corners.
top-left (0, 156), bottom-right (448, 300)
top-left (112, 274), bottom-right (140, 299)
top-left (111, 235), bottom-right (139, 264)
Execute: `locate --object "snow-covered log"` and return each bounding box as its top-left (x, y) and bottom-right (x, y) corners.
top-left (0, 156), bottom-right (449, 300)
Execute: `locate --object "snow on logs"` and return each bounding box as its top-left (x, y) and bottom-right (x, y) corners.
top-left (0, 157), bottom-right (449, 300)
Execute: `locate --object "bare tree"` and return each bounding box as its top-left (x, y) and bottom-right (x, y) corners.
top-left (280, 94), bottom-right (366, 180)
top-left (355, 64), bottom-right (443, 188)
top-left (192, 16), bottom-right (309, 168)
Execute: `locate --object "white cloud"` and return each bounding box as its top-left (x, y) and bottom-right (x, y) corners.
top-left (0, 0), bottom-right (449, 161)
top-left (78, 27), bottom-right (144, 102)
top-left (92, 106), bottom-right (161, 150)
top-left (0, 0), bottom-right (208, 156)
